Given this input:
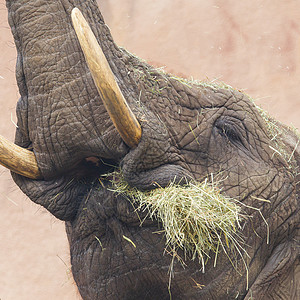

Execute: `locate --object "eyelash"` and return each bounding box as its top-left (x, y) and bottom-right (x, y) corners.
top-left (215, 118), bottom-right (243, 145)
top-left (219, 125), bottom-right (240, 141)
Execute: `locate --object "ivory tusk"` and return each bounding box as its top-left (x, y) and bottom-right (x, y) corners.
top-left (71, 7), bottom-right (142, 148)
top-left (0, 135), bottom-right (42, 179)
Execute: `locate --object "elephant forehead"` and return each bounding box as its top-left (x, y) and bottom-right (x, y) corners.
top-left (167, 77), bottom-right (247, 108)
top-left (151, 82), bottom-right (261, 146)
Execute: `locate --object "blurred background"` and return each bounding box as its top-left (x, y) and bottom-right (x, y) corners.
top-left (0, 0), bottom-right (299, 299)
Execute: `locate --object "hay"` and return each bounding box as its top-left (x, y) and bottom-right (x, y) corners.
top-left (109, 174), bottom-right (248, 273)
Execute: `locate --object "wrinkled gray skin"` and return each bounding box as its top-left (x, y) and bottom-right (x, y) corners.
top-left (6, 0), bottom-right (299, 299)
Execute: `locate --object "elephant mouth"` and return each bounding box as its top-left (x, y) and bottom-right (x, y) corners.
top-left (69, 156), bottom-right (119, 180)
top-left (85, 156), bottom-right (101, 165)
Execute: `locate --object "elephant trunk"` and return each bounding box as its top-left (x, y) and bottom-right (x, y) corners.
top-left (1, 4), bottom-right (141, 179)
top-left (5, 0), bottom-right (135, 178)
top-left (71, 8), bottom-right (142, 148)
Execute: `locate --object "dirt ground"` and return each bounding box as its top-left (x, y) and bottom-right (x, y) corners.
top-left (0, 0), bottom-right (299, 299)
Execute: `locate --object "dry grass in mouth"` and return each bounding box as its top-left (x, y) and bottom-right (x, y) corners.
top-left (109, 173), bottom-right (249, 279)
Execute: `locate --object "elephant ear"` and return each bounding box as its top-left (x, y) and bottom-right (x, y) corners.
top-left (283, 125), bottom-right (300, 166)
top-left (245, 124), bottom-right (300, 299)
top-left (245, 240), bottom-right (299, 300)
top-left (281, 124), bottom-right (300, 190)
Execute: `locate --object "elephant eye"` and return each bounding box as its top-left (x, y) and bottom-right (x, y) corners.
top-left (215, 117), bottom-right (245, 146)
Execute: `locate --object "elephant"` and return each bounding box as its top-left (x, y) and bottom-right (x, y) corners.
top-left (1, 0), bottom-right (299, 299)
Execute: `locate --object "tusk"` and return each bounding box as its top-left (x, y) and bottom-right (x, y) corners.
top-left (0, 135), bottom-right (42, 179)
top-left (71, 8), bottom-right (142, 148)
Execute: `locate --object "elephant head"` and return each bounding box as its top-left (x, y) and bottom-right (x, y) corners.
top-left (2, 0), bottom-right (299, 299)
